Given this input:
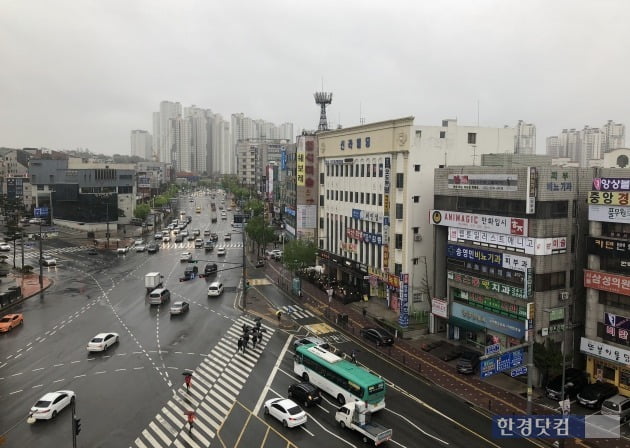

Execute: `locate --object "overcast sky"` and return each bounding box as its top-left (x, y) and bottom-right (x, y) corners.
top-left (1, 0), bottom-right (627, 155)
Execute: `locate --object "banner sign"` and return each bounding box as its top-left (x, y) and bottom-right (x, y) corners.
top-left (593, 178), bottom-right (630, 191)
top-left (351, 208), bottom-right (382, 223)
top-left (584, 270), bottom-right (630, 297)
top-left (588, 191), bottom-right (630, 206)
top-left (431, 298), bottom-right (448, 318)
top-left (296, 138), bottom-right (306, 186)
top-left (589, 205), bottom-right (630, 224)
top-left (604, 312), bottom-right (630, 345)
top-left (588, 237), bottom-right (630, 256)
top-left (447, 244), bottom-right (531, 272)
top-left (447, 174), bottom-right (518, 191)
top-left (431, 210), bottom-right (527, 236)
top-left (581, 337), bottom-right (630, 365)
top-left (280, 147), bottom-right (287, 170)
top-left (452, 303), bottom-right (524, 339)
top-left (448, 227), bottom-right (566, 255)
top-left (448, 271), bottom-right (528, 299)
top-left (346, 228), bottom-right (383, 245)
top-left (398, 273), bottom-right (409, 328)
top-left (480, 348), bottom-right (525, 378)
top-left (453, 288), bottom-right (527, 320)
top-left (526, 167), bottom-right (537, 214)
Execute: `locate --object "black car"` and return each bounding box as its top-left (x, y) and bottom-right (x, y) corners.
top-left (204, 263), bottom-right (218, 276)
top-left (210, 233), bottom-right (219, 242)
top-left (174, 234), bottom-right (184, 243)
top-left (288, 382), bottom-right (322, 407)
top-left (456, 351), bottom-right (480, 374)
top-left (577, 382), bottom-right (619, 409)
top-left (147, 243), bottom-right (159, 254)
top-left (360, 327), bottom-right (394, 346)
top-left (255, 259), bottom-right (265, 268)
top-left (187, 234), bottom-right (195, 241)
top-left (87, 248), bottom-right (97, 255)
top-left (545, 368), bottom-right (588, 400)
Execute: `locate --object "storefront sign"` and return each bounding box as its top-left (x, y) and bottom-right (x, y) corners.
top-left (431, 298), bottom-right (448, 318)
top-left (453, 288), bottom-right (527, 320)
top-left (368, 266), bottom-right (399, 288)
top-left (447, 174), bottom-right (518, 191)
top-left (431, 210), bottom-right (528, 236)
top-left (604, 312), bottom-right (630, 345)
top-left (447, 244), bottom-right (531, 272)
top-left (284, 206), bottom-right (296, 217)
top-left (584, 270), bottom-right (630, 296)
top-left (6, 177), bottom-right (24, 198)
top-left (480, 349), bottom-right (525, 378)
top-left (280, 147), bottom-right (287, 170)
top-left (448, 227), bottom-right (566, 255)
top-left (547, 171), bottom-right (572, 192)
top-left (339, 136), bottom-right (371, 151)
top-left (399, 273), bottom-right (409, 328)
top-left (340, 241), bottom-right (357, 253)
top-left (548, 307), bottom-right (564, 322)
top-left (383, 246), bottom-right (389, 271)
top-left (351, 208), bottom-right (382, 223)
top-left (448, 271), bottom-right (528, 299)
top-left (581, 337), bottom-right (630, 365)
top-left (346, 228), bottom-right (383, 245)
top-left (526, 167), bottom-right (537, 214)
top-left (588, 237), bottom-right (630, 256)
top-left (296, 144), bottom-right (305, 186)
top-left (589, 205), bottom-right (630, 224)
top-left (285, 223), bottom-right (295, 236)
top-left (593, 178), bottom-right (630, 191)
top-left (588, 191), bottom-right (630, 206)
top-left (452, 303), bottom-right (524, 339)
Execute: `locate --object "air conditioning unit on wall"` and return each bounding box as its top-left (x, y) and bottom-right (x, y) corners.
top-left (414, 234), bottom-right (422, 242)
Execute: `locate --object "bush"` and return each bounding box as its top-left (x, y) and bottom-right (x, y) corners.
top-left (21, 265), bottom-right (34, 274)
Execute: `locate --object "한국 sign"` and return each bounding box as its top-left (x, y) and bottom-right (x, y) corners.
top-left (589, 205), bottom-right (630, 224)
top-left (431, 210), bottom-right (528, 236)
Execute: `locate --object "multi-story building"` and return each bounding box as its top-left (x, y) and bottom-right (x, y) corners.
top-left (130, 130), bottom-right (153, 160)
top-left (317, 117), bottom-right (516, 325)
top-left (583, 167), bottom-right (630, 396)
top-left (235, 139), bottom-right (289, 193)
top-left (514, 120), bottom-right (536, 155)
top-left (136, 161), bottom-right (171, 201)
top-left (546, 122), bottom-right (626, 167)
top-left (431, 155), bottom-right (588, 383)
top-left (153, 101), bottom-right (182, 164)
top-left (602, 120), bottom-right (625, 154)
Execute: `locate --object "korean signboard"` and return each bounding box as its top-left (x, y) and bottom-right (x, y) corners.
top-left (297, 205), bottom-right (317, 230)
top-left (588, 237), bottom-right (630, 256)
top-left (383, 156), bottom-right (391, 271)
top-left (448, 271), bottom-right (528, 299)
top-left (296, 138), bottom-right (305, 187)
top-left (581, 337), bottom-right (630, 365)
top-left (301, 138), bottom-right (316, 204)
top-left (588, 191), bottom-right (630, 206)
top-left (447, 244), bottom-right (531, 273)
top-left (526, 167), bottom-right (537, 214)
top-left (346, 228), bottom-right (383, 245)
top-left (280, 147), bottom-right (287, 170)
top-left (398, 274), bottom-right (409, 328)
top-left (6, 177), bottom-right (24, 198)
top-left (480, 348), bottom-right (525, 378)
top-left (593, 178), bottom-right (630, 191)
top-left (431, 298), bottom-right (448, 318)
top-left (448, 227), bottom-right (566, 255)
top-left (431, 210), bottom-right (528, 236)
top-left (138, 176), bottom-right (151, 188)
top-left (351, 209), bottom-right (382, 223)
top-left (584, 270), bottom-right (630, 297)
top-left (452, 303), bottom-right (524, 339)
top-left (447, 174), bottom-right (518, 191)
top-left (547, 170), bottom-right (572, 192)
top-left (588, 205), bottom-right (630, 224)
top-left (604, 312), bottom-right (630, 346)
top-left (453, 288), bottom-right (527, 320)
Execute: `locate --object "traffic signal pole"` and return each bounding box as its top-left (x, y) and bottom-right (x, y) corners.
top-left (242, 218), bottom-right (247, 311)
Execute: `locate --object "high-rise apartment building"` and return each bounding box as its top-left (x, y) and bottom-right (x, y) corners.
top-left (153, 101), bottom-right (182, 164)
top-left (130, 130), bottom-right (153, 160)
top-left (514, 120), bottom-right (536, 155)
top-left (546, 121), bottom-right (625, 167)
top-left (602, 120), bottom-right (625, 154)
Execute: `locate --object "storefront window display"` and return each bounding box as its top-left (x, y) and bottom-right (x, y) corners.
top-left (594, 360), bottom-right (617, 382)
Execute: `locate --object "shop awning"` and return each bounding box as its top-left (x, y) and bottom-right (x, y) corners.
top-left (449, 317), bottom-right (485, 333)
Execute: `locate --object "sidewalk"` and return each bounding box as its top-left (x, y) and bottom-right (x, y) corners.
top-left (0, 271), bottom-right (53, 312)
top-left (260, 257), bottom-right (624, 448)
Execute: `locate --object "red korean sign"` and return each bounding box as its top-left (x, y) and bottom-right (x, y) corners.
top-left (584, 270), bottom-right (630, 297)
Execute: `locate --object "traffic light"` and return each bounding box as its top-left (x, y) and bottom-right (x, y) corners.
top-left (73, 416), bottom-right (82, 435)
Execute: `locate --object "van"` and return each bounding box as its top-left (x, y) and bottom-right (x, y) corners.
top-left (601, 394), bottom-right (630, 422)
top-left (149, 288), bottom-right (170, 305)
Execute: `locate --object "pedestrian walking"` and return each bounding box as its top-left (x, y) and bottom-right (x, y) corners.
top-left (237, 337), bottom-right (243, 353)
top-left (252, 332), bottom-right (258, 349)
top-left (244, 333), bottom-right (250, 349)
top-left (185, 411), bottom-right (196, 433)
top-left (351, 349), bottom-right (357, 364)
top-left (362, 307), bottom-right (367, 319)
top-left (276, 310), bottom-right (282, 321)
top-left (184, 373), bottom-right (192, 392)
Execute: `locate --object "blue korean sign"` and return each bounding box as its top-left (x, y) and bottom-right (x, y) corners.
top-left (447, 244), bottom-right (502, 268)
top-left (451, 303), bottom-right (524, 339)
top-left (492, 415), bottom-right (619, 439)
top-left (510, 366), bottom-right (528, 377)
top-left (280, 148), bottom-right (287, 170)
top-left (485, 343), bottom-right (501, 356)
top-left (34, 207), bottom-right (49, 218)
top-left (480, 348), bottom-right (525, 378)
top-left (398, 273), bottom-right (409, 328)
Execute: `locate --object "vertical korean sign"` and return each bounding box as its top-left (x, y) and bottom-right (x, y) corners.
top-left (296, 139), bottom-right (306, 187)
top-left (399, 273), bottom-right (409, 328)
top-left (526, 167), bottom-right (537, 214)
top-left (383, 157), bottom-right (391, 271)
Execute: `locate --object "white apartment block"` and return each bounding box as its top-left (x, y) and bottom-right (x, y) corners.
top-left (130, 130), bottom-right (153, 160)
top-left (318, 117), bottom-right (515, 325)
top-left (514, 120), bottom-right (536, 155)
top-left (154, 101), bottom-right (182, 164)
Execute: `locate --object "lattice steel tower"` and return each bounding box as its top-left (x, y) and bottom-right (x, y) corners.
top-left (314, 91), bottom-right (333, 131)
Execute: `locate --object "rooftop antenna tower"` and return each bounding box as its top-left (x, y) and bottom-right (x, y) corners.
top-left (314, 84), bottom-right (333, 131)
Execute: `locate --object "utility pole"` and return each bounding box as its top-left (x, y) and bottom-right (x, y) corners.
top-left (106, 201), bottom-right (110, 250)
top-left (242, 218), bottom-right (247, 311)
top-left (39, 219), bottom-right (43, 300)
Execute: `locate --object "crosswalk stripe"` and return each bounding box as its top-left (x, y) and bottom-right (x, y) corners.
top-left (223, 368), bottom-right (245, 387)
top-left (141, 429), bottom-right (162, 448)
top-left (191, 409), bottom-right (216, 439)
top-left (216, 378), bottom-right (239, 397)
top-left (231, 357), bottom-right (252, 372)
top-left (134, 437), bottom-right (149, 448)
top-left (205, 395), bottom-right (229, 416)
top-left (179, 430), bottom-right (202, 448)
top-left (199, 402), bottom-right (223, 429)
top-left (161, 407), bottom-right (183, 434)
top-left (211, 387), bottom-right (233, 409)
top-left (149, 421), bottom-right (171, 446)
top-left (173, 439), bottom-right (186, 448)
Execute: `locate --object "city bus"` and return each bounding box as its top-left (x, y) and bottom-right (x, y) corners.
top-left (294, 344), bottom-right (386, 412)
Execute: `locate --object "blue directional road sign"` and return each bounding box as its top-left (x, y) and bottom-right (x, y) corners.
top-left (480, 348), bottom-right (525, 379)
top-left (34, 207), bottom-right (49, 218)
top-left (510, 366), bottom-right (528, 377)
top-left (485, 343), bottom-right (501, 356)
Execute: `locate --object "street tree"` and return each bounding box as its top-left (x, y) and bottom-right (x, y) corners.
top-left (282, 239), bottom-right (317, 273)
top-left (245, 215), bottom-right (275, 256)
top-left (134, 204), bottom-right (151, 221)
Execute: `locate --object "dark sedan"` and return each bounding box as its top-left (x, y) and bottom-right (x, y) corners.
top-left (545, 368), bottom-right (588, 400)
top-left (577, 382), bottom-right (618, 409)
top-left (360, 327), bottom-right (394, 346)
top-left (288, 382), bottom-right (321, 407)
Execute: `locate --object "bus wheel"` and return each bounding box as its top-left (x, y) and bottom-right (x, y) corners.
top-left (339, 420), bottom-right (346, 429)
top-left (302, 373), bottom-right (309, 382)
top-left (337, 394), bottom-right (346, 405)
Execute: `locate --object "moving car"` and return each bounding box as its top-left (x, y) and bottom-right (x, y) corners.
top-left (204, 240), bottom-right (214, 251)
top-left (193, 229), bottom-right (201, 236)
top-left (204, 263), bottom-right (218, 276)
top-left (545, 368), bottom-right (588, 400)
top-left (116, 246), bottom-right (129, 254)
top-left (29, 390), bottom-right (75, 420)
top-left (0, 313), bottom-right (23, 333)
top-left (263, 397), bottom-right (307, 428)
top-left (162, 235), bottom-right (170, 243)
top-left (0, 243), bottom-right (10, 251)
top-left (216, 247), bottom-right (226, 256)
top-left (147, 243), bottom-right (159, 254)
top-left (224, 233), bottom-right (231, 241)
top-left (577, 382), bottom-right (619, 409)
top-left (135, 244), bottom-right (146, 252)
top-left (456, 351), bottom-right (481, 374)
top-left (210, 233), bottom-right (219, 242)
top-left (360, 327), bottom-right (394, 346)
top-left (207, 282), bottom-right (224, 297)
top-left (203, 230), bottom-right (210, 236)
top-left (87, 332), bottom-right (119, 352)
top-left (180, 252), bottom-right (192, 262)
top-left (187, 234), bottom-right (195, 241)
top-left (154, 232), bottom-right (163, 240)
top-left (255, 259), bottom-right (265, 268)
top-left (174, 234), bottom-right (184, 243)
top-left (170, 301), bottom-right (190, 315)
top-left (288, 382), bottom-right (322, 407)
top-left (270, 249), bottom-right (283, 260)
top-left (134, 239), bottom-right (144, 246)
top-left (40, 255), bottom-right (57, 266)
top-left (29, 218), bottom-right (43, 225)
top-left (194, 238), bottom-right (203, 248)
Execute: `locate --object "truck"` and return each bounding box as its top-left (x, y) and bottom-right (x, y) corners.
top-left (335, 401), bottom-right (392, 446)
top-left (145, 272), bottom-right (163, 293)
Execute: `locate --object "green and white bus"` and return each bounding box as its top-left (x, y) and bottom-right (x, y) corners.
top-left (294, 344), bottom-right (386, 412)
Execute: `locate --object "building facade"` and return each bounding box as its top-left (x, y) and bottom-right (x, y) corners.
top-left (130, 130), bottom-right (153, 160)
top-left (515, 120), bottom-right (536, 155)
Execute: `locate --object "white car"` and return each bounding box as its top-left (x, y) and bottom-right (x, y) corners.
top-left (29, 390), bottom-right (75, 420)
top-left (40, 255), bottom-right (57, 266)
top-left (180, 252), bottom-right (192, 262)
top-left (135, 244), bottom-right (146, 252)
top-left (264, 398), bottom-right (307, 428)
top-left (134, 239), bottom-right (144, 246)
top-left (162, 235), bottom-right (170, 243)
top-left (87, 332), bottom-right (119, 352)
top-left (154, 232), bottom-right (163, 240)
top-left (207, 282), bottom-right (224, 297)
top-left (181, 230), bottom-right (189, 237)
top-left (116, 247), bottom-right (129, 254)
top-left (216, 247), bottom-right (226, 256)
top-left (0, 243), bottom-right (10, 251)
top-left (203, 230), bottom-right (210, 236)
top-left (29, 218), bottom-right (43, 225)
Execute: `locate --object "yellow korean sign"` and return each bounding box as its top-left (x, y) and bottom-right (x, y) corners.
top-left (588, 191), bottom-right (630, 206)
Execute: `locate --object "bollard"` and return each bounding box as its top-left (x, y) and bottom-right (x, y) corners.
top-left (488, 399), bottom-right (491, 411)
top-left (418, 363), bottom-right (421, 373)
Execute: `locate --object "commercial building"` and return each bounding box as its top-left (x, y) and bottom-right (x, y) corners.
top-left (583, 167), bottom-right (630, 396)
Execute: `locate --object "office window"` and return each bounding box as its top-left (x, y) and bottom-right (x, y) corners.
top-left (396, 173), bottom-right (404, 189)
top-left (320, 173), bottom-right (324, 184)
top-left (394, 263), bottom-right (402, 275)
top-left (335, 190), bottom-right (339, 201)
top-left (319, 217), bottom-right (324, 229)
top-left (414, 164), bottom-right (421, 172)
top-left (344, 165), bottom-right (348, 176)
top-left (372, 193), bottom-right (376, 205)
top-left (361, 164), bottom-right (365, 177)
top-left (367, 164), bottom-right (371, 177)
top-left (395, 203), bottom-right (403, 219)
top-left (440, 131), bottom-right (446, 138)
top-left (350, 191), bottom-right (353, 202)
top-left (413, 195), bottom-right (420, 203)
top-left (468, 133), bottom-right (477, 144)
top-left (378, 194), bottom-right (383, 206)
top-left (350, 165), bottom-right (354, 177)
top-left (360, 192), bottom-right (364, 203)
top-left (320, 195), bottom-right (324, 206)
top-left (395, 233), bottom-right (403, 249)
top-left (344, 191), bottom-right (348, 202)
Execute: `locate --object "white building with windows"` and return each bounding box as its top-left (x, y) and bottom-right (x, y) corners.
top-left (130, 130), bottom-right (153, 160)
top-left (515, 120), bottom-right (536, 155)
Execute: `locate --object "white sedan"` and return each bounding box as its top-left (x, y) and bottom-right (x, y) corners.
top-left (29, 390), bottom-right (75, 420)
top-left (264, 398), bottom-right (307, 428)
top-left (87, 332), bottom-right (119, 352)
top-left (216, 247), bottom-right (226, 256)
top-left (135, 244), bottom-right (146, 252)
top-left (180, 252), bottom-right (192, 262)
top-left (0, 243), bottom-right (10, 251)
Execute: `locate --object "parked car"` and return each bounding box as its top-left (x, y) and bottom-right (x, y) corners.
top-left (204, 263), bottom-right (218, 276)
top-left (87, 248), bottom-right (98, 255)
top-left (162, 235), bottom-right (170, 243)
top-left (360, 327), bottom-right (394, 346)
top-left (29, 390), bottom-right (75, 420)
top-left (264, 398), bottom-right (307, 428)
top-left (0, 313), bottom-right (23, 333)
top-left (0, 243), bottom-right (11, 251)
top-left (255, 259), bottom-right (265, 268)
top-left (270, 249), bottom-right (283, 260)
top-left (207, 282), bottom-right (224, 297)
top-left (117, 246), bottom-right (129, 254)
top-left (456, 351), bottom-right (480, 374)
top-left (135, 244), bottom-right (146, 252)
top-left (174, 234), bottom-right (184, 243)
top-left (86, 332), bottom-right (119, 352)
top-left (545, 368), bottom-right (588, 400)
top-left (601, 394), bottom-right (630, 423)
top-left (40, 255), bottom-right (57, 266)
top-left (577, 382), bottom-right (619, 409)
top-left (288, 382), bottom-right (322, 408)
top-left (169, 301), bottom-right (190, 316)
top-left (29, 218), bottom-right (43, 225)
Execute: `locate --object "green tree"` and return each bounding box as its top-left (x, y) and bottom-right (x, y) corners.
top-left (134, 204), bottom-right (151, 220)
top-left (533, 340), bottom-right (564, 386)
top-left (244, 199), bottom-right (264, 217)
top-left (282, 239), bottom-right (317, 273)
top-left (153, 196), bottom-right (168, 207)
top-left (245, 215), bottom-right (276, 256)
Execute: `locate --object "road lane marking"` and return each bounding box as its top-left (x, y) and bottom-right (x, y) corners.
top-left (9, 389), bottom-right (22, 395)
top-left (32, 367), bottom-right (44, 372)
top-left (74, 374), bottom-right (86, 378)
top-left (53, 363), bottom-right (63, 367)
top-left (94, 371), bottom-right (106, 375)
top-left (10, 372), bottom-right (22, 377)
top-left (53, 379), bottom-right (64, 383)
top-left (253, 336), bottom-right (292, 415)
top-left (32, 384), bottom-right (43, 388)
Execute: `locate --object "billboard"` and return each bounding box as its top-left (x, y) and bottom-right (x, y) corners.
top-left (431, 210), bottom-right (528, 236)
top-left (296, 138), bottom-right (305, 187)
top-left (581, 337), bottom-right (630, 364)
top-left (447, 174), bottom-right (518, 191)
top-left (431, 298), bottom-right (448, 318)
top-left (452, 302), bottom-right (524, 339)
top-left (398, 273), bottom-right (409, 328)
top-left (593, 178), bottom-right (630, 191)
top-left (448, 227), bottom-right (566, 255)
top-left (589, 205), bottom-right (630, 223)
top-left (604, 312), bottom-right (630, 346)
top-left (584, 270), bottom-right (630, 297)
top-left (447, 244), bottom-right (531, 272)
top-left (588, 191), bottom-right (630, 206)
top-left (526, 167), bottom-right (537, 214)
top-left (587, 237), bottom-right (630, 256)
top-left (297, 205), bottom-right (317, 230)
top-left (448, 271), bottom-right (528, 299)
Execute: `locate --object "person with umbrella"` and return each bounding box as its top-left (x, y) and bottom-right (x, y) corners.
top-left (184, 410), bottom-right (196, 433)
top-left (182, 371), bottom-right (193, 392)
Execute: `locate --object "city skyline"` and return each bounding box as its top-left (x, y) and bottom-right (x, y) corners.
top-left (1, 0), bottom-right (629, 154)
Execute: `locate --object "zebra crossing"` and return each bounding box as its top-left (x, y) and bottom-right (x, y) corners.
top-left (158, 242), bottom-right (243, 250)
top-left (133, 315), bottom-right (274, 448)
top-left (281, 304), bottom-right (315, 320)
top-left (20, 245), bottom-right (88, 259)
